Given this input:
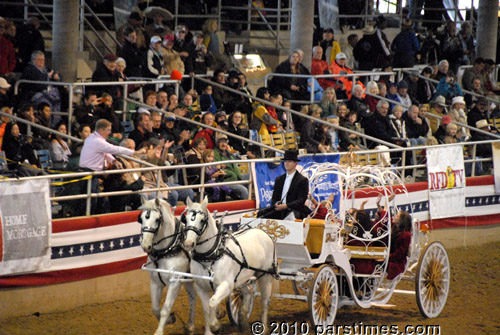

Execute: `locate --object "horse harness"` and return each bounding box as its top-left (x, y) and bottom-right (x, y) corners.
top-left (139, 208), bottom-right (190, 286)
top-left (183, 209), bottom-right (278, 289)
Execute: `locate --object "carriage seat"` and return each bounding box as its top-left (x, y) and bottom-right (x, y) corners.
top-left (305, 218), bottom-right (326, 255)
top-left (344, 245), bottom-right (388, 277)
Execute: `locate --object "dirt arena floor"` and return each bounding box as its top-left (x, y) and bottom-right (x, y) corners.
top-left (2, 231), bottom-right (500, 335)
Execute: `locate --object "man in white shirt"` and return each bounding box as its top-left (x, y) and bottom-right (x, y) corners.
top-left (79, 119), bottom-right (145, 213)
top-left (261, 150), bottom-right (310, 220)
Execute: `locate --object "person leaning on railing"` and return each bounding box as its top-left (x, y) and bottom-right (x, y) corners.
top-left (79, 119), bottom-right (146, 214)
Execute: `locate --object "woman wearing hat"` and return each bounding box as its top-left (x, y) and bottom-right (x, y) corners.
top-left (448, 96), bottom-right (470, 141)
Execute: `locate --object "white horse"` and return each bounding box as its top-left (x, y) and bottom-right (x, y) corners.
top-left (183, 197), bottom-right (277, 335)
top-left (139, 198), bottom-right (196, 335)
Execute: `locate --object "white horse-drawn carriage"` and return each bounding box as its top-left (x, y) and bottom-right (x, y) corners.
top-left (139, 162), bottom-right (450, 334)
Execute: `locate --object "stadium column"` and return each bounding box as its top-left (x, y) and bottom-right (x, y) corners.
top-left (476, 0), bottom-right (498, 60)
top-left (290, 0), bottom-right (314, 69)
top-left (52, 0), bottom-right (79, 82)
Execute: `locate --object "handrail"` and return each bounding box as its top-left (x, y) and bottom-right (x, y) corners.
top-left (263, 71), bottom-right (396, 104)
top-left (83, 1), bottom-right (122, 51)
top-left (399, 69), bottom-right (500, 105)
top-left (83, 17), bottom-right (114, 55)
top-left (1, 143), bottom-right (497, 215)
top-left (195, 76), bottom-right (401, 149)
top-left (0, 110), bottom-right (155, 169)
top-left (14, 78), bottom-right (181, 135)
top-left (123, 96), bottom-right (281, 154)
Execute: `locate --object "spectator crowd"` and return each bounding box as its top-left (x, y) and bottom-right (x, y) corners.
top-left (0, 11), bottom-right (499, 215)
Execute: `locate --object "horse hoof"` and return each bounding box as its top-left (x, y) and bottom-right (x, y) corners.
top-left (215, 305), bottom-right (226, 319)
top-left (166, 312), bottom-right (176, 324)
top-left (209, 321), bottom-right (221, 334)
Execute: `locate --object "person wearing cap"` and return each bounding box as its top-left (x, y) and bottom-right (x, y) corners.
top-left (319, 28), bottom-right (341, 66)
top-left (470, 120), bottom-right (493, 160)
top-left (428, 95), bottom-right (448, 133)
top-left (434, 71), bottom-right (463, 103)
top-left (433, 115), bottom-right (452, 144)
top-left (144, 35), bottom-right (165, 79)
top-left (467, 97), bottom-right (493, 131)
top-left (213, 132), bottom-right (249, 200)
top-left (396, 80), bottom-right (412, 112)
top-left (344, 34), bottom-right (359, 70)
top-left (173, 25), bottom-right (190, 60)
top-left (329, 51), bottom-right (363, 100)
top-left (91, 53), bottom-right (122, 99)
top-left (448, 96), bottom-right (469, 141)
top-left (116, 11), bottom-right (146, 50)
top-left (391, 19), bottom-right (420, 68)
top-left (0, 77), bottom-right (12, 108)
top-left (119, 25), bottom-right (144, 78)
top-left (259, 150), bottom-right (310, 220)
top-left (185, 32), bottom-right (212, 76)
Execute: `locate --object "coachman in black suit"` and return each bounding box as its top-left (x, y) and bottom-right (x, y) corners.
top-left (260, 150), bottom-right (310, 220)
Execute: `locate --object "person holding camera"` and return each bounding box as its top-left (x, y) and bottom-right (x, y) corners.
top-left (434, 71), bottom-right (463, 104)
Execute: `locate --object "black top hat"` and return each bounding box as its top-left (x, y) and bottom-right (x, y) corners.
top-left (281, 150), bottom-right (301, 161)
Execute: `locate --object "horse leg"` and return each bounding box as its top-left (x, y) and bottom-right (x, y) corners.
top-left (154, 280), bottom-right (182, 335)
top-left (184, 281), bottom-right (197, 335)
top-left (237, 286), bottom-right (252, 333)
top-left (150, 278), bottom-right (163, 320)
top-left (208, 281), bottom-right (233, 333)
top-left (194, 283), bottom-right (216, 335)
top-left (258, 275), bottom-right (273, 327)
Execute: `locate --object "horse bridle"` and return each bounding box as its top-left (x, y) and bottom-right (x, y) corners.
top-left (182, 208), bottom-right (209, 237)
top-left (138, 209), bottom-right (163, 235)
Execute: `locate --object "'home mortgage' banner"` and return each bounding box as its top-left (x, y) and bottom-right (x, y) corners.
top-left (0, 179), bottom-right (51, 275)
top-left (426, 145), bottom-right (466, 219)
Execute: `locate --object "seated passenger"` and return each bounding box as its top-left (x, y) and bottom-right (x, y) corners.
top-left (387, 210), bottom-right (413, 280)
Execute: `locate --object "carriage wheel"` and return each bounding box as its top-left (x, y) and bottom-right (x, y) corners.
top-left (226, 284), bottom-right (256, 326)
top-left (415, 241), bottom-right (450, 318)
top-left (308, 264), bottom-right (338, 327)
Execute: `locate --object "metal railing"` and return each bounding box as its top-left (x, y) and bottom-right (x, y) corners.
top-left (14, 78), bottom-right (182, 135)
top-left (263, 71), bottom-right (397, 104)
top-left (1, 141), bottom-right (497, 216)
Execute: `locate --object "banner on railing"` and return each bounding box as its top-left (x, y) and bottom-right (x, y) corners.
top-left (252, 154), bottom-right (340, 212)
top-left (426, 145), bottom-right (466, 219)
top-left (493, 142), bottom-right (500, 194)
top-left (0, 179), bottom-right (51, 275)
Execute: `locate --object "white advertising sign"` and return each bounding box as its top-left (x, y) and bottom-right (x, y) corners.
top-left (0, 179), bottom-right (52, 275)
top-left (426, 145), bottom-right (466, 219)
